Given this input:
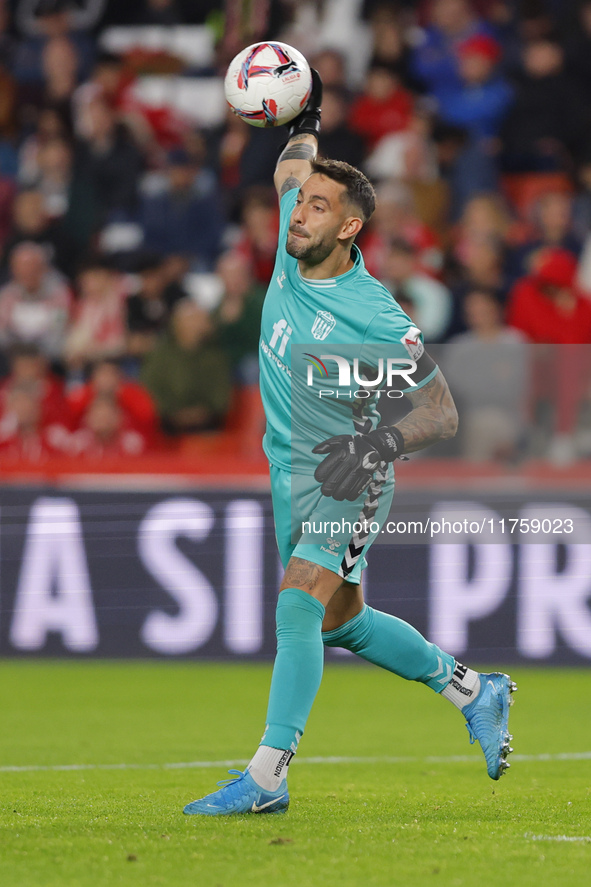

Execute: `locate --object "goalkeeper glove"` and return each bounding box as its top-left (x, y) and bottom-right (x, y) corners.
top-left (286, 68), bottom-right (323, 139)
top-left (312, 427), bottom-right (405, 501)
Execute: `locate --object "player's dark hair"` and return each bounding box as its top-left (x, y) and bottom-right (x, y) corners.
top-left (311, 158), bottom-right (376, 223)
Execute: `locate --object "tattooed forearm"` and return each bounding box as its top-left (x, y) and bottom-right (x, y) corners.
top-left (277, 141), bottom-right (318, 164)
top-left (280, 557), bottom-right (323, 592)
top-left (274, 133), bottom-right (317, 195)
top-left (393, 370), bottom-right (458, 453)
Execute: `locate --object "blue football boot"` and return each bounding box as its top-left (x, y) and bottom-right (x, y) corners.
top-left (463, 672), bottom-right (517, 780)
top-left (183, 769), bottom-right (289, 816)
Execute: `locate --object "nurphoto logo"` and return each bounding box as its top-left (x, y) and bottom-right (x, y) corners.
top-left (303, 354), bottom-right (418, 388)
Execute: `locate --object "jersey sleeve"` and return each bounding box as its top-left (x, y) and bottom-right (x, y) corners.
top-left (276, 187), bottom-right (299, 261)
top-left (361, 306), bottom-right (438, 392)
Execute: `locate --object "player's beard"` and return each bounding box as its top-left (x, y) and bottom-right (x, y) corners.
top-left (286, 228), bottom-right (339, 265)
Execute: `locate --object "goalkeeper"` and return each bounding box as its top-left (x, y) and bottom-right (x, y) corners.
top-left (184, 70), bottom-right (516, 816)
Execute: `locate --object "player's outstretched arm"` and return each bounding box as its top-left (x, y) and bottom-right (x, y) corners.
top-left (273, 68), bottom-right (322, 198)
top-left (393, 368), bottom-right (458, 453)
top-left (274, 133), bottom-right (318, 197)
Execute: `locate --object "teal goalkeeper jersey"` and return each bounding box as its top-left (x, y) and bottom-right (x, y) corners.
top-left (259, 187), bottom-right (437, 471)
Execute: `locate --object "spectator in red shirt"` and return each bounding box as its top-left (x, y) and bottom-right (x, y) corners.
top-left (506, 248), bottom-right (591, 343)
top-left (507, 248), bottom-right (591, 463)
top-left (67, 358), bottom-right (158, 442)
top-left (359, 181), bottom-right (443, 280)
top-left (74, 50), bottom-right (188, 158)
top-left (72, 393), bottom-right (147, 459)
top-left (0, 343), bottom-right (68, 435)
top-left (349, 63), bottom-right (414, 152)
top-left (0, 381), bottom-right (70, 461)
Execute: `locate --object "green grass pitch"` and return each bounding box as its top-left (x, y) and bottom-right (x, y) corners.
top-left (1, 661), bottom-right (590, 887)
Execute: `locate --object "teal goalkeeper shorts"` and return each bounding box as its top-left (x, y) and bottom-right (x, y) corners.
top-left (270, 463), bottom-right (395, 585)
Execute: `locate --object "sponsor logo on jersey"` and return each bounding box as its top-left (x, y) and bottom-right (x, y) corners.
top-left (311, 310), bottom-right (336, 340)
top-left (401, 326), bottom-right (424, 361)
top-left (320, 545), bottom-right (340, 557)
top-left (269, 318), bottom-right (292, 357)
top-left (260, 317), bottom-right (293, 377)
top-left (260, 338), bottom-right (291, 376)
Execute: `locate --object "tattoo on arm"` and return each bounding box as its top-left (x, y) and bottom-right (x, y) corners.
top-left (394, 370), bottom-right (458, 453)
top-left (281, 557), bottom-right (323, 592)
top-left (278, 142), bottom-right (317, 163)
top-left (279, 175), bottom-right (302, 197)
top-left (275, 134), bottom-right (318, 196)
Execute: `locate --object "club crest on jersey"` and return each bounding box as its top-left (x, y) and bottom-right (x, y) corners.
top-left (311, 310), bottom-right (336, 340)
top-left (401, 326), bottom-right (424, 360)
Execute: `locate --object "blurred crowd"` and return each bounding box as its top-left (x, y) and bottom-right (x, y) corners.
top-left (2, 0), bottom-right (591, 465)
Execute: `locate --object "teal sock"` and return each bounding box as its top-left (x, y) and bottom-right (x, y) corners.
top-left (262, 588), bottom-right (326, 751)
top-left (322, 605), bottom-right (455, 692)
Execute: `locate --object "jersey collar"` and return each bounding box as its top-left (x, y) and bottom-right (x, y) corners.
top-left (296, 244), bottom-right (364, 288)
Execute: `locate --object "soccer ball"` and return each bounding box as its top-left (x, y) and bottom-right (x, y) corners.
top-left (224, 41), bottom-right (312, 128)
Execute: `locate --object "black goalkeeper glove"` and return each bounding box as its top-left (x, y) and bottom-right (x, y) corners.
top-left (286, 68), bottom-right (322, 139)
top-left (312, 427), bottom-right (405, 501)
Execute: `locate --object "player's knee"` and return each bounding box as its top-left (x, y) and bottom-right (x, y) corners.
top-left (279, 556), bottom-right (342, 603)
